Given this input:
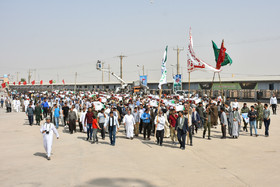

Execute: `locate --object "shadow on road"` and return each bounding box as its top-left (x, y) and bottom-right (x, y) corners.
top-left (80, 177), bottom-right (154, 187)
top-left (33, 152), bottom-right (46, 158)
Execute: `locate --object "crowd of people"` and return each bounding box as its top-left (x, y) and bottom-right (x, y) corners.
top-left (0, 91), bottom-right (278, 159)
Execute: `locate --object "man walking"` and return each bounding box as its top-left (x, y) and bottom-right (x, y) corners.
top-left (168, 108), bottom-right (178, 144)
top-left (97, 108), bottom-right (106, 140)
top-left (263, 104), bottom-right (271, 137)
top-left (256, 101), bottom-right (264, 129)
top-left (132, 107), bottom-right (140, 137)
top-left (240, 103), bottom-right (249, 132)
top-left (220, 107), bottom-right (228, 139)
top-left (141, 108), bottom-right (151, 140)
top-left (104, 111), bottom-right (120, 146)
top-left (40, 117), bottom-right (59, 160)
top-left (175, 111), bottom-right (192, 150)
top-left (26, 103), bottom-right (34, 126)
top-left (123, 109), bottom-right (135, 140)
top-left (270, 94), bottom-right (277, 115)
top-left (53, 104), bottom-right (60, 129)
top-left (68, 106), bottom-right (77, 134)
top-left (154, 110), bottom-right (165, 146)
top-left (248, 106), bottom-right (258, 137)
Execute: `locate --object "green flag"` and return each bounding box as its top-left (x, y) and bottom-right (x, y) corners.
top-left (212, 41), bottom-right (232, 67)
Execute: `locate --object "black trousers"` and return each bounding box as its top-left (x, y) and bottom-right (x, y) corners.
top-left (272, 104), bottom-right (277, 114)
top-left (63, 115), bottom-right (68, 126)
top-left (79, 122), bottom-right (83, 132)
top-left (221, 125), bottom-right (226, 138)
top-left (243, 119), bottom-right (248, 132)
top-left (7, 107), bottom-right (11, 112)
top-left (43, 107), bottom-right (48, 118)
top-left (143, 122), bottom-right (151, 138)
top-left (139, 119), bottom-right (143, 133)
top-left (99, 123), bottom-right (105, 139)
top-left (156, 129), bottom-right (164, 145)
top-left (177, 129), bottom-right (186, 148)
top-left (191, 122), bottom-right (198, 134)
top-left (69, 119), bottom-right (76, 133)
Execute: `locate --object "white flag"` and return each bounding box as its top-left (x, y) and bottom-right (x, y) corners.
top-left (158, 46), bottom-right (168, 89)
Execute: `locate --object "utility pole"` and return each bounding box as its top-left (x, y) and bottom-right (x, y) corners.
top-left (102, 62), bottom-right (104, 82)
top-left (173, 46), bottom-right (184, 75)
top-left (28, 69), bottom-right (31, 84)
top-left (74, 72), bottom-right (77, 93)
top-left (16, 72), bottom-right (19, 82)
top-left (108, 64), bottom-right (110, 82)
top-left (142, 65), bottom-right (145, 75)
top-left (117, 55), bottom-right (126, 79)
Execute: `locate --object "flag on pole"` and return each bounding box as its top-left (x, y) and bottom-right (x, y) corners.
top-left (1, 83), bottom-right (6, 88)
top-left (18, 82), bottom-right (21, 85)
top-left (212, 40), bottom-right (232, 69)
top-left (31, 80), bottom-right (35, 85)
top-left (158, 46), bottom-right (168, 89)
top-left (49, 80), bottom-right (53, 84)
top-left (7, 81), bottom-right (9, 85)
top-left (62, 79), bottom-right (65, 84)
top-left (23, 81), bottom-right (27, 85)
top-left (40, 80), bottom-right (43, 85)
top-left (13, 82), bottom-right (15, 85)
top-left (187, 28), bottom-right (221, 73)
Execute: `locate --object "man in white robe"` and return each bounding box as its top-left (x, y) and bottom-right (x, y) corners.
top-left (79, 107), bottom-right (87, 132)
top-left (40, 117), bottom-right (59, 160)
top-left (15, 98), bottom-right (21, 112)
top-left (123, 109), bottom-right (135, 139)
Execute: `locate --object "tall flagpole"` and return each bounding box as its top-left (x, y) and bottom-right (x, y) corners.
top-left (210, 72), bottom-right (216, 98)
top-left (155, 88), bottom-right (162, 139)
top-left (187, 72), bottom-right (190, 144)
top-left (218, 72), bottom-right (224, 103)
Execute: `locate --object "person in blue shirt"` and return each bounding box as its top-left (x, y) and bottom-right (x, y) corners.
top-left (53, 104), bottom-right (60, 129)
top-left (141, 108), bottom-right (151, 140)
top-left (41, 98), bottom-right (49, 118)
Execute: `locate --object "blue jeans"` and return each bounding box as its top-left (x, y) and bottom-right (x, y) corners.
top-left (28, 115), bottom-right (34, 125)
top-left (87, 123), bottom-right (93, 139)
top-left (263, 118), bottom-right (270, 136)
top-left (54, 117), bottom-right (59, 128)
top-left (249, 120), bottom-right (258, 135)
top-left (109, 125), bottom-right (117, 145)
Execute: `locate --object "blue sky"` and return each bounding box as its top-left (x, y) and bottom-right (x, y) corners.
top-left (1, 0), bottom-right (280, 83)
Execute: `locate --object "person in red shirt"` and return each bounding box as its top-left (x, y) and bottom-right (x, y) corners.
top-left (92, 118), bottom-right (101, 144)
top-left (84, 107), bottom-right (94, 141)
top-left (168, 108), bottom-right (178, 145)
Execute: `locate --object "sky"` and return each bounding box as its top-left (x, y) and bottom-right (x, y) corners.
top-left (1, 0), bottom-right (280, 84)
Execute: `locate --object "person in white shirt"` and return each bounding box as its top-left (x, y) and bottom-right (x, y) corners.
top-left (40, 117), bottom-right (59, 160)
top-left (79, 107), bottom-right (87, 133)
top-left (154, 110), bottom-right (165, 146)
top-left (97, 108), bottom-right (106, 140)
top-left (123, 109), bottom-right (135, 139)
top-left (104, 112), bottom-right (120, 146)
top-left (270, 94), bottom-right (277, 115)
top-left (232, 99), bottom-right (239, 111)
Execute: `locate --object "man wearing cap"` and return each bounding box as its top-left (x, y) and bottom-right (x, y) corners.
top-left (40, 117), bottom-right (59, 160)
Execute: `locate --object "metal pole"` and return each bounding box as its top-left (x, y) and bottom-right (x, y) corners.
top-left (102, 62), bottom-right (104, 82)
top-left (74, 72), bottom-right (77, 93)
top-left (187, 72), bottom-right (190, 144)
top-left (142, 65), bottom-right (144, 75)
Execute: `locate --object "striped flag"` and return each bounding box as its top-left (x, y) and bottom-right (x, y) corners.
top-left (158, 46), bottom-right (168, 89)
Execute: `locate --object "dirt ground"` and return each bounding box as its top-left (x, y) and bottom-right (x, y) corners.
top-left (0, 104), bottom-right (279, 187)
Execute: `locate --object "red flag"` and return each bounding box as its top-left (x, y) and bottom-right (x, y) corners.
top-left (31, 80), bottom-right (35, 85)
top-left (62, 79), bottom-right (65, 84)
top-left (40, 80), bottom-right (43, 85)
top-left (1, 83), bottom-right (6, 88)
top-left (23, 81), bottom-right (27, 85)
top-left (216, 40), bottom-right (226, 70)
top-left (18, 82), bottom-right (21, 85)
top-left (7, 81), bottom-right (9, 85)
top-left (49, 80), bottom-right (53, 84)
top-left (13, 82), bottom-right (15, 85)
